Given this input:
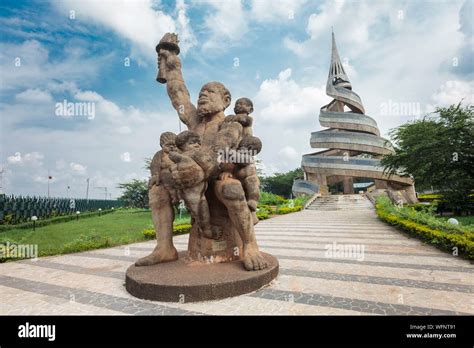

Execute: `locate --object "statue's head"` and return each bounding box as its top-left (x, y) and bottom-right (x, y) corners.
top-left (175, 130), bottom-right (201, 152)
top-left (160, 132), bottom-right (177, 153)
top-left (234, 97), bottom-right (253, 115)
top-left (197, 82), bottom-right (231, 119)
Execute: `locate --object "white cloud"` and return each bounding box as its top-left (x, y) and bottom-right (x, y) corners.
top-left (284, 0), bottom-right (392, 58)
top-left (202, 0), bottom-right (248, 50)
top-left (431, 80), bottom-right (473, 106)
top-left (51, 0), bottom-right (195, 61)
top-left (278, 145), bottom-right (299, 161)
top-left (7, 152), bottom-right (22, 164)
top-left (24, 152), bottom-right (44, 164)
top-left (15, 88), bottom-right (53, 103)
top-left (6, 152), bottom-right (44, 166)
top-left (117, 126), bottom-right (132, 134)
top-left (74, 90), bottom-right (103, 102)
top-left (175, 0), bottom-right (197, 55)
top-left (0, 40), bottom-right (108, 93)
top-left (250, 0), bottom-right (307, 22)
top-left (254, 68), bottom-right (330, 124)
top-left (202, 0), bottom-right (308, 51)
top-left (70, 162), bottom-right (87, 175)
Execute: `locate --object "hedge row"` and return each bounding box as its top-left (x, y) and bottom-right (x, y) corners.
top-left (0, 194), bottom-right (123, 225)
top-left (0, 209), bottom-right (116, 233)
top-left (143, 224), bottom-right (192, 239)
top-left (142, 204), bottom-right (304, 238)
top-left (257, 204), bottom-right (304, 218)
top-left (375, 198), bottom-right (474, 260)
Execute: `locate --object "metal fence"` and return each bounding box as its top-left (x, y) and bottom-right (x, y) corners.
top-left (0, 194), bottom-right (124, 224)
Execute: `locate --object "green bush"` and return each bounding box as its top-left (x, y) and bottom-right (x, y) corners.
top-left (256, 211), bottom-right (270, 220)
top-left (173, 224), bottom-right (192, 235)
top-left (142, 223), bottom-right (192, 239)
top-left (143, 229), bottom-right (155, 240)
top-left (376, 197), bottom-right (474, 259)
top-left (257, 204), bottom-right (275, 214)
top-left (406, 203), bottom-right (436, 212)
top-left (275, 206), bottom-right (303, 215)
top-left (259, 192), bottom-right (286, 205)
top-left (293, 195), bottom-right (310, 207)
top-left (378, 197), bottom-right (473, 234)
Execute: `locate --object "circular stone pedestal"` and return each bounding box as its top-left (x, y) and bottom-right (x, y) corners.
top-left (125, 251), bottom-right (279, 302)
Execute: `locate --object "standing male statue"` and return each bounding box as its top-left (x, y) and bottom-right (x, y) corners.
top-left (136, 33), bottom-right (268, 271)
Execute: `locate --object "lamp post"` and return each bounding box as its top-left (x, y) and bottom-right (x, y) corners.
top-left (76, 211), bottom-right (80, 221)
top-left (98, 208), bottom-right (102, 216)
top-left (31, 216), bottom-right (38, 231)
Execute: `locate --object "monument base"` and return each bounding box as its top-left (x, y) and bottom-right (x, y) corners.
top-left (125, 251), bottom-right (279, 302)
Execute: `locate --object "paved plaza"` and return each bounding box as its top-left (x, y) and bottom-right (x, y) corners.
top-left (0, 195), bottom-right (472, 315)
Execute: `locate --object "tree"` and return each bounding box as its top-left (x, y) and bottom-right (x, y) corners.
top-left (117, 179), bottom-right (148, 208)
top-left (260, 168), bottom-right (304, 198)
top-left (382, 103), bottom-right (474, 212)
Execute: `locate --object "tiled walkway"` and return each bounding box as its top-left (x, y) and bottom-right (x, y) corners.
top-left (0, 195), bottom-right (472, 315)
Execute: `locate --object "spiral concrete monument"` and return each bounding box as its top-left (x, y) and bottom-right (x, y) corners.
top-left (293, 32), bottom-right (417, 203)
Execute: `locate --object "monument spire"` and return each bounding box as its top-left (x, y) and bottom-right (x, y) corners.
top-left (294, 31), bottom-right (416, 204)
top-left (327, 31), bottom-right (351, 91)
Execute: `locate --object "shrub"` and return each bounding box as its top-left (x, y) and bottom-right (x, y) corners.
top-left (257, 204), bottom-right (275, 214)
top-left (143, 229), bottom-right (155, 240)
top-left (293, 195), bottom-right (310, 207)
top-left (256, 211), bottom-right (270, 220)
top-left (173, 224), bottom-right (192, 235)
top-left (376, 197), bottom-right (474, 259)
top-left (259, 192), bottom-right (286, 205)
top-left (275, 206), bottom-right (303, 215)
top-left (142, 223), bottom-right (192, 239)
top-left (378, 197), bottom-right (473, 234)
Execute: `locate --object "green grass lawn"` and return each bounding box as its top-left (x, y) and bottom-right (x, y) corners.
top-left (0, 197), bottom-right (304, 260)
top-left (0, 209), bottom-right (190, 259)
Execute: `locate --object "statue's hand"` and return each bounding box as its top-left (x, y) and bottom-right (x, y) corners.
top-left (247, 199), bottom-right (258, 212)
top-left (168, 151), bottom-right (181, 164)
top-left (148, 175), bottom-right (159, 189)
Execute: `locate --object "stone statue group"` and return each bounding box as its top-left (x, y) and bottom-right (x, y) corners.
top-left (136, 33), bottom-right (268, 271)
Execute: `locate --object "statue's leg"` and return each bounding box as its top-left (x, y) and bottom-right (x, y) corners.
top-left (181, 183), bottom-right (214, 239)
top-left (214, 178), bottom-right (268, 271)
top-left (135, 184), bottom-right (178, 266)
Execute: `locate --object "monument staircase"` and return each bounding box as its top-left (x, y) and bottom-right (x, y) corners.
top-left (305, 194), bottom-right (373, 211)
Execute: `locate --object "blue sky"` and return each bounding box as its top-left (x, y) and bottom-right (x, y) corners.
top-left (0, 0), bottom-right (472, 199)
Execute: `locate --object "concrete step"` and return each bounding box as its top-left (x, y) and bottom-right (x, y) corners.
top-left (306, 194), bottom-right (372, 211)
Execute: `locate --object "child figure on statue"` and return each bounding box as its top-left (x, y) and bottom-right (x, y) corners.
top-left (168, 130), bottom-right (217, 239)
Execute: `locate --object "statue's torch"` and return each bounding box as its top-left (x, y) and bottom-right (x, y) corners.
top-left (155, 33), bottom-right (180, 84)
